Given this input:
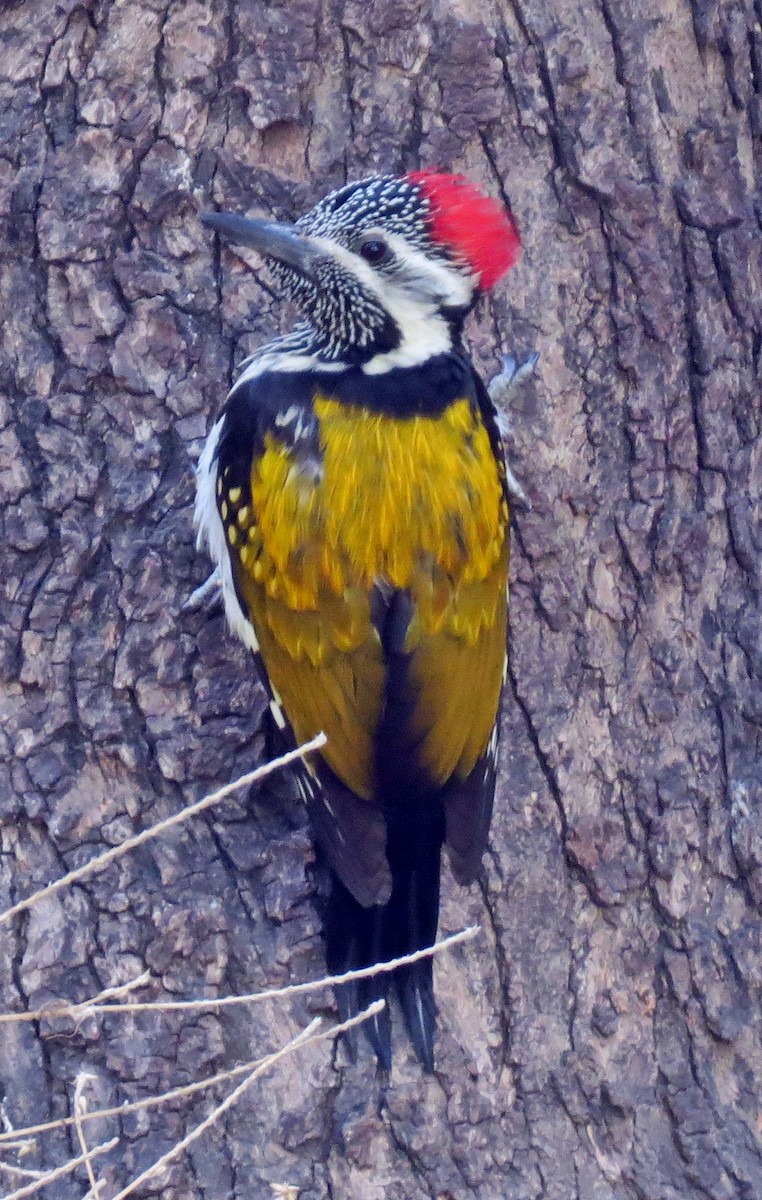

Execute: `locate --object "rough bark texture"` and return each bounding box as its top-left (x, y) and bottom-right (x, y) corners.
top-left (1, 0), bottom-right (761, 1197)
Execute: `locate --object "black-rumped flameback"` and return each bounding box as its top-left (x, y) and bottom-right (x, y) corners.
top-left (196, 172), bottom-right (520, 1069)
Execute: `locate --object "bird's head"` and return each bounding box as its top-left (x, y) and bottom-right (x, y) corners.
top-left (202, 172), bottom-right (520, 369)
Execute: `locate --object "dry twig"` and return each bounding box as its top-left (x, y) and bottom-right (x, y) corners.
top-left (108, 1003), bottom-right (382, 1200)
top-left (0, 734), bottom-right (326, 929)
top-left (73, 1075), bottom-right (102, 1200)
top-left (0, 1048), bottom-right (299, 1146)
top-left (1, 1136), bottom-right (119, 1200)
top-left (0, 1163), bottom-right (45, 1182)
top-left (0, 926), bottom-right (477, 1027)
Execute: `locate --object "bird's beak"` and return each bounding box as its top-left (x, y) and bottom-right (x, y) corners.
top-left (201, 211), bottom-right (322, 278)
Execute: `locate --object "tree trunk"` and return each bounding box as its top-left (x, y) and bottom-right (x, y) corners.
top-left (1, 0), bottom-right (761, 1197)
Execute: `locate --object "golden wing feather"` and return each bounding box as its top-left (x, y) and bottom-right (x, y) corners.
top-left (234, 564), bottom-right (384, 801)
top-left (405, 541), bottom-right (509, 786)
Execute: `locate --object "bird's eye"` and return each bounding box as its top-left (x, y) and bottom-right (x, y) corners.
top-left (358, 238), bottom-right (389, 265)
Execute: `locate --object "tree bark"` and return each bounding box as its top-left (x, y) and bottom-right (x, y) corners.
top-left (1, 0), bottom-right (761, 1197)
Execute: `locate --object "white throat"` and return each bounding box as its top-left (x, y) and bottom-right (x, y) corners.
top-left (361, 294), bottom-right (451, 375)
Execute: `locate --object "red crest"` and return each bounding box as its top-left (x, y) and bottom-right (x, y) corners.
top-left (406, 171), bottom-right (520, 290)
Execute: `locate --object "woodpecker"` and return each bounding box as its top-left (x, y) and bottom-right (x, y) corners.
top-left (195, 172), bottom-right (521, 1070)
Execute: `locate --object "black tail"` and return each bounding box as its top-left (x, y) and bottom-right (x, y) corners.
top-left (325, 804), bottom-right (444, 1071)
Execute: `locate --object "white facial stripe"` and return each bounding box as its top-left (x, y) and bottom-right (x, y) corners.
top-left (383, 232), bottom-right (476, 308)
top-left (308, 235), bottom-right (457, 373)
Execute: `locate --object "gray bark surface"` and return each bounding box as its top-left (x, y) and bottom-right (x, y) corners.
top-left (1, 1), bottom-right (761, 1197)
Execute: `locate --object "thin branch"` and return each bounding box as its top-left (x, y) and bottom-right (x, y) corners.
top-left (85, 971), bottom-right (152, 1005)
top-left (0, 925), bottom-right (478, 1027)
top-left (0, 1042), bottom-right (299, 1148)
top-left (108, 1003), bottom-right (383, 1200)
top-left (0, 1164), bottom-right (45, 1181)
top-left (0, 971), bottom-right (154, 1028)
top-left (1, 1137), bottom-right (118, 1200)
top-left (73, 1076), bottom-right (101, 1200)
top-left (0, 734), bottom-right (326, 928)
top-left (0, 930), bottom-right (479, 1147)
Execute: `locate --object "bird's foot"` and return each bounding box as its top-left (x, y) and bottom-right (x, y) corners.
top-left (182, 566), bottom-right (221, 612)
top-left (488, 352), bottom-right (539, 512)
top-left (487, 351), bottom-right (540, 406)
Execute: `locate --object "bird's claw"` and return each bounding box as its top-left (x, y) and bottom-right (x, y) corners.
top-left (487, 351), bottom-right (540, 405)
top-left (488, 351), bottom-right (538, 513)
top-left (182, 567), bottom-right (221, 612)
